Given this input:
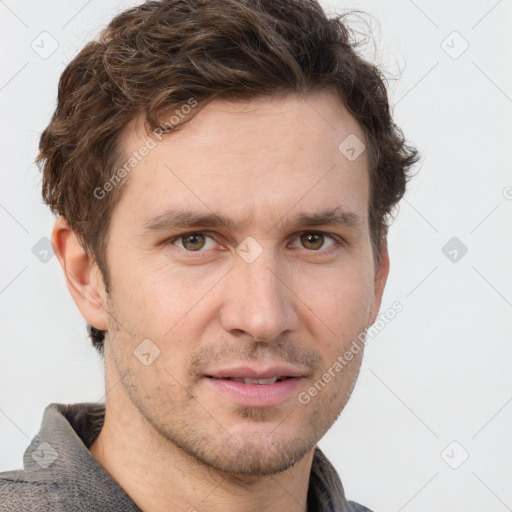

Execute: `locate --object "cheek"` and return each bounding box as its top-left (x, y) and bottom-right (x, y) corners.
top-left (108, 258), bottom-right (219, 373)
top-left (299, 264), bottom-right (375, 367)
top-left (109, 256), bottom-right (196, 329)
top-left (300, 261), bottom-right (374, 323)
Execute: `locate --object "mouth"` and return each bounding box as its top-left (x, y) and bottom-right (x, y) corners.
top-left (208, 376), bottom-right (292, 385)
top-left (202, 365), bottom-right (306, 407)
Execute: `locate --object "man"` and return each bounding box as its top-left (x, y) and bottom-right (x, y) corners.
top-left (0, 0), bottom-right (418, 510)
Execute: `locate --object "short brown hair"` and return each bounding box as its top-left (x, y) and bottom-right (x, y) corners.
top-left (38, 0), bottom-right (419, 355)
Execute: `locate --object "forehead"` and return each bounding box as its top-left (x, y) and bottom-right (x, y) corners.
top-left (112, 91), bottom-right (369, 231)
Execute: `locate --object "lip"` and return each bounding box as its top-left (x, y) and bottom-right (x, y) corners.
top-left (203, 364), bottom-right (308, 408)
top-left (204, 376), bottom-right (304, 407)
top-left (205, 365), bottom-right (307, 380)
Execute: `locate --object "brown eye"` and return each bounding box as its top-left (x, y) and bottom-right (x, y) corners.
top-left (181, 233), bottom-right (206, 251)
top-left (300, 232), bottom-right (325, 250)
top-left (168, 231), bottom-right (220, 255)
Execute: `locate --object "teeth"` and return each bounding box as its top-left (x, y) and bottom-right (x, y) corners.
top-left (231, 377), bottom-right (281, 384)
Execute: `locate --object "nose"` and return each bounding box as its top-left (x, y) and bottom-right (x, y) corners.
top-left (219, 251), bottom-right (299, 342)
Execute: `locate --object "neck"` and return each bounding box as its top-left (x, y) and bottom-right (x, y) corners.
top-left (89, 372), bottom-right (315, 512)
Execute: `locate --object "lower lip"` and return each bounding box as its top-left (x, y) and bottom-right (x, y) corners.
top-left (204, 377), bottom-right (303, 407)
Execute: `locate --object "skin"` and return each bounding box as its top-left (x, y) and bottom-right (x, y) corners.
top-left (53, 91), bottom-right (389, 512)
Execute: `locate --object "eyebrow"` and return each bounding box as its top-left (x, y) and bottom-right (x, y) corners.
top-left (138, 206), bottom-right (364, 235)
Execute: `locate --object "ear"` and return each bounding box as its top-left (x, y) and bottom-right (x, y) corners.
top-left (51, 217), bottom-right (109, 331)
top-left (368, 236), bottom-right (390, 325)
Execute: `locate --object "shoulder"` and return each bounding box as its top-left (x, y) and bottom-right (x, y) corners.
top-left (0, 467), bottom-right (135, 512)
top-left (0, 469), bottom-right (70, 512)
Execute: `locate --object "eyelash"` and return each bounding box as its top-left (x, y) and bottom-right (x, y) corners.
top-left (165, 230), bottom-right (344, 257)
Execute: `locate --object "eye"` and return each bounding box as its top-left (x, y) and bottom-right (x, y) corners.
top-left (170, 231), bottom-right (217, 252)
top-left (166, 230), bottom-right (342, 256)
top-left (290, 231), bottom-right (339, 251)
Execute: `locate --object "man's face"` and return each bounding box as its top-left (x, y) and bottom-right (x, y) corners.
top-left (101, 92), bottom-right (387, 476)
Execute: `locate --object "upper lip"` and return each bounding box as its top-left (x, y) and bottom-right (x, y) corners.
top-left (205, 364), bottom-right (307, 380)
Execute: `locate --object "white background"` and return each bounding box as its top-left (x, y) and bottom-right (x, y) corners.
top-left (1, 1), bottom-right (511, 511)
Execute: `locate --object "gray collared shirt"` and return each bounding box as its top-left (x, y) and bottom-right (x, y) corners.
top-left (0, 403), bottom-right (373, 511)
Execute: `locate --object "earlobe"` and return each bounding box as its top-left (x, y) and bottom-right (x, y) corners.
top-left (51, 217), bottom-right (109, 331)
top-left (369, 237), bottom-right (390, 325)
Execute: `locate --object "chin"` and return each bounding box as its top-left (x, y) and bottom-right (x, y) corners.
top-left (191, 434), bottom-right (316, 476)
